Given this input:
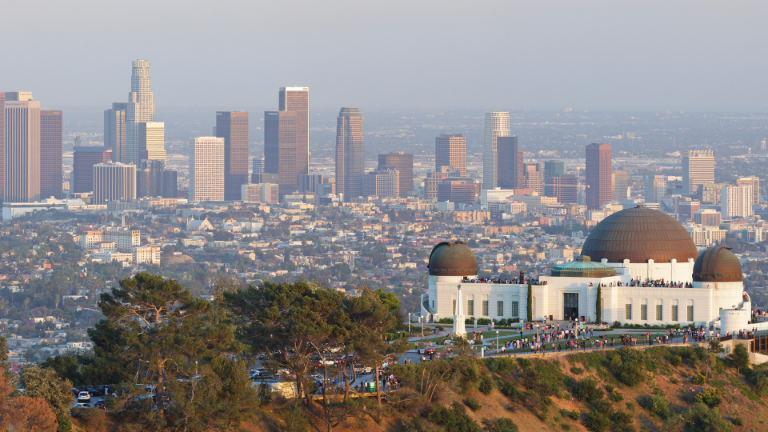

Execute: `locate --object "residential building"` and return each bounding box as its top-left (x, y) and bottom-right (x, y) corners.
top-left (737, 176), bottom-right (760, 205)
top-left (435, 133), bottom-right (466, 177)
top-left (264, 110), bottom-right (297, 197)
top-left (0, 92), bottom-right (4, 197)
top-left (216, 111), bottom-right (249, 200)
top-left (4, 100), bottom-right (41, 202)
top-left (335, 107), bottom-right (364, 202)
top-left (378, 152), bottom-right (413, 197)
top-left (682, 150), bottom-right (714, 195)
top-left (721, 184), bottom-right (753, 219)
top-left (547, 175), bottom-right (578, 204)
top-left (279, 87), bottom-right (309, 179)
top-left (483, 111), bottom-right (510, 189)
top-left (364, 168), bottom-right (399, 198)
top-left (40, 110), bottom-right (63, 199)
top-left (126, 60), bottom-right (155, 166)
top-left (585, 143), bottom-right (612, 210)
top-left (189, 137), bottom-right (224, 202)
top-left (93, 162), bottom-right (136, 204)
top-left (524, 163), bottom-right (543, 195)
top-left (496, 136), bottom-right (519, 189)
top-left (73, 146), bottom-right (112, 193)
top-left (133, 245), bottom-right (161, 265)
top-left (699, 183), bottom-right (726, 205)
top-left (693, 209), bottom-right (721, 227)
top-left (104, 102), bottom-right (127, 162)
top-left (644, 175), bottom-right (666, 203)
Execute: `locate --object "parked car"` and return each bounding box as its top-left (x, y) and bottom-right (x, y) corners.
top-left (250, 372), bottom-right (275, 380)
top-left (77, 391), bottom-right (91, 402)
top-left (75, 402), bottom-right (90, 408)
top-left (93, 401), bottom-right (106, 409)
top-left (353, 364), bottom-right (372, 374)
top-left (87, 387), bottom-right (103, 396)
top-left (71, 388), bottom-right (80, 397)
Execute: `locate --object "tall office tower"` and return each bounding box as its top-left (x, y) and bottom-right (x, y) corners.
top-left (4, 100), bottom-right (41, 202)
top-left (335, 107), bottom-right (364, 202)
top-left (190, 137), bottom-right (224, 202)
top-left (138, 122), bottom-right (165, 162)
top-left (543, 160), bottom-right (564, 198)
top-left (496, 136), bottom-right (519, 189)
top-left (161, 170), bottom-right (178, 198)
top-left (644, 175), bottom-right (666, 203)
top-left (682, 150), bottom-right (714, 195)
top-left (0, 92), bottom-right (4, 198)
top-left (612, 170), bottom-right (629, 202)
top-left (126, 60), bottom-right (155, 166)
top-left (298, 174), bottom-right (324, 193)
top-left (137, 159), bottom-right (165, 198)
top-left (40, 110), bottom-right (63, 199)
top-left (737, 176), bottom-right (760, 205)
top-left (363, 168), bottom-right (399, 198)
top-left (435, 133), bottom-right (466, 177)
top-left (216, 111), bottom-right (249, 200)
top-left (548, 175), bottom-right (578, 204)
top-left (694, 209), bottom-right (722, 227)
top-left (437, 180), bottom-right (477, 204)
top-left (104, 102), bottom-right (128, 162)
top-left (73, 146), bottom-right (112, 193)
top-left (252, 156), bottom-right (264, 175)
top-left (279, 87), bottom-right (309, 178)
top-left (378, 152), bottom-right (413, 197)
top-left (5, 92), bottom-right (33, 102)
top-left (721, 184), bottom-right (753, 219)
top-left (524, 163), bottom-right (543, 195)
top-left (425, 166), bottom-right (462, 200)
top-left (483, 111), bottom-right (510, 189)
top-left (585, 143), bottom-right (612, 210)
top-left (264, 110), bottom-right (297, 198)
top-left (93, 162), bottom-right (136, 204)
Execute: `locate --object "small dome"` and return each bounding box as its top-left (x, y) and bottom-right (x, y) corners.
top-left (428, 242), bottom-right (478, 276)
top-left (551, 256), bottom-right (617, 278)
top-left (692, 246), bottom-right (742, 283)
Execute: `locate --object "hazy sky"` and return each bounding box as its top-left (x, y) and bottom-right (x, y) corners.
top-left (4, 0), bottom-right (768, 111)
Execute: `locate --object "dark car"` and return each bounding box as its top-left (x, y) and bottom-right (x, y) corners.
top-left (71, 388), bottom-right (80, 396)
top-left (250, 372), bottom-right (275, 380)
top-left (94, 401), bottom-right (106, 409)
top-left (87, 387), bottom-right (103, 396)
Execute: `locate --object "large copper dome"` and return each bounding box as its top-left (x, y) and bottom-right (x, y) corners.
top-left (582, 206), bottom-right (698, 263)
top-left (428, 242), bottom-right (478, 276)
top-left (692, 246), bottom-right (743, 282)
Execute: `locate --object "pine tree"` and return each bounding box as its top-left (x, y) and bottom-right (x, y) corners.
top-left (527, 281), bottom-right (533, 322)
top-left (596, 284), bottom-right (602, 323)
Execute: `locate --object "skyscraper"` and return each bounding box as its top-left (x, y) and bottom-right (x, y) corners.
top-left (216, 111), bottom-right (249, 200)
top-left (644, 175), bottom-right (666, 203)
top-left (126, 60), bottom-right (155, 166)
top-left (363, 168), bottom-right (399, 198)
top-left (585, 143), bottom-right (612, 210)
top-left (721, 184), bottom-right (753, 219)
top-left (73, 146), bottom-right (112, 193)
top-left (736, 176), bottom-right (760, 206)
top-left (4, 100), bottom-right (41, 202)
top-left (264, 110), bottom-right (297, 198)
top-left (612, 170), bottom-right (629, 202)
top-left (40, 110), bottom-right (63, 199)
top-left (279, 87), bottom-right (309, 178)
top-left (137, 159), bottom-right (165, 198)
top-left (378, 152), bottom-right (413, 197)
top-left (93, 162), bottom-right (136, 204)
top-left (435, 133), bottom-right (466, 177)
top-left (543, 160), bottom-right (564, 182)
top-left (139, 122), bottom-right (165, 162)
top-left (496, 136), bottom-right (519, 189)
top-left (548, 175), bottom-right (578, 204)
top-left (104, 102), bottom-right (127, 162)
top-left (0, 92), bottom-right (4, 198)
top-left (335, 107), bottom-right (364, 202)
top-left (682, 150), bottom-right (714, 195)
top-left (524, 163), bottom-right (543, 195)
top-left (190, 137), bottom-right (225, 202)
top-left (483, 111), bottom-right (510, 189)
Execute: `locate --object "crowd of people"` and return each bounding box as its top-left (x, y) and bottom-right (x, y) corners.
top-left (461, 276), bottom-right (548, 285)
top-left (620, 279), bottom-right (693, 288)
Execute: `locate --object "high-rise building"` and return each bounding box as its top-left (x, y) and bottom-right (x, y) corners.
top-left (694, 209), bottom-right (721, 227)
top-left (73, 146), bottom-right (112, 193)
top-left (435, 133), bottom-right (466, 177)
top-left (543, 160), bottom-right (564, 183)
top-left (737, 176), bottom-right (760, 205)
top-left (216, 111), bottom-right (249, 200)
top-left (644, 175), bottom-right (666, 203)
top-left (40, 110), bottom-right (63, 199)
top-left (483, 111), bottom-right (510, 189)
top-left (0, 92), bottom-right (4, 198)
top-left (190, 137), bottom-right (224, 202)
top-left (138, 122), bottom-right (165, 162)
top-left (104, 102), bottom-right (127, 162)
top-left (425, 166), bottom-right (462, 200)
top-left (4, 100), bottom-right (41, 202)
top-left (5, 92), bottom-right (33, 102)
top-left (721, 184), bottom-right (753, 219)
top-left (682, 150), bottom-right (714, 195)
top-left (298, 174), bottom-right (324, 193)
top-left (335, 107), bottom-right (364, 202)
top-left (378, 152), bottom-right (413, 197)
top-left (126, 60), bottom-right (155, 166)
top-left (547, 175), bottom-right (578, 204)
top-left (279, 87), bottom-right (309, 178)
top-left (363, 168), bottom-right (399, 198)
top-left (93, 162), bottom-right (136, 204)
top-left (612, 170), bottom-right (629, 202)
top-left (585, 143), bottom-right (612, 210)
top-left (437, 180), bottom-right (477, 204)
top-left (252, 156), bottom-right (264, 175)
top-left (264, 110), bottom-right (297, 198)
top-left (698, 183), bottom-right (726, 205)
top-left (137, 159), bottom-right (165, 198)
top-left (524, 163), bottom-right (543, 195)
top-left (161, 170), bottom-right (177, 198)
top-left (497, 136), bottom-right (519, 189)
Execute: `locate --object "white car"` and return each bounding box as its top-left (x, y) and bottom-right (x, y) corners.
top-left (77, 391), bottom-right (91, 402)
top-left (75, 402), bottom-right (90, 408)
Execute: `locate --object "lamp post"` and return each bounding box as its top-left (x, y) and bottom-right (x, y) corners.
top-left (408, 312), bottom-right (411, 337)
top-left (496, 330), bottom-right (499, 354)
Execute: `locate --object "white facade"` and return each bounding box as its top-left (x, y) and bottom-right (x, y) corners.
top-left (133, 245), bottom-right (161, 265)
top-left (682, 150), bottom-right (714, 195)
top-left (189, 137), bottom-right (224, 202)
top-left (721, 184), bottom-right (753, 218)
top-left (126, 60), bottom-right (155, 166)
top-left (482, 112), bottom-right (510, 190)
top-left (93, 162), bottom-right (137, 204)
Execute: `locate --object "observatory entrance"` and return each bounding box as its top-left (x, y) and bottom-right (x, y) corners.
top-left (564, 293), bottom-right (579, 321)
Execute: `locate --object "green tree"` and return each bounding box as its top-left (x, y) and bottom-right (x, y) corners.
top-left (595, 284), bottom-right (602, 323)
top-left (526, 281), bottom-right (533, 322)
top-left (730, 344), bottom-right (750, 370)
top-left (19, 366), bottom-right (73, 432)
top-left (41, 355), bottom-right (82, 387)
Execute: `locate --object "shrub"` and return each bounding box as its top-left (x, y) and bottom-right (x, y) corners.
top-left (607, 348), bottom-right (647, 387)
top-left (613, 321), bottom-right (622, 328)
top-left (626, 402), bottom-right (634, 411)
top-left (610, 410), bottom-right (633, 428)
top-left (692, 374), bottom-right (707, 385)
top-left (605, 384), bottom-right (615, 393)
top-left (669, 355), bottom-right (683, 367)
top-left (611, 391), bottom-right (624, 402)
top-left (695, 388), bottom-right (723, 408)
top-left (730, 344), bottom-right (750, 370)
top-left (666, 402), bottom-right (732, 432)
top-left (571, 378), bottom-right (604, 402)
top-left (733, 417), bottom-right (744, 426)
top-left (482, 418), bottom-right (519, 432)
top-left (571, 367), bottom-right (585, 375)
top-left (463, 396), bottom-right (481, 411)
top-left (479, 375), bottom-right (494, 395)
top-left (429, 403), bottom-right (481, 432)
top-left (640, 394), bottom-right (672, 420)
top-left (570, 410), bottom-right (580, 420)
top-left (584, 410), bottom-right (611, 432)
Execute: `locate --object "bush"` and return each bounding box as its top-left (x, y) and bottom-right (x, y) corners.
top-left (730, 344), bottom-right (750, 370)
top-left (695, 388), bottom-right (723, 408)
top-left (640, 394), bottom-right (672, 420)
top-left (626, 402), bottom-right (634, 411)
top-left (571, 378), bottom-right (604, 402)
top-left (429, 403), bottom-right (481, 432)
top-left (692, 374), bottom-right (707, 385)
top-left (571, 367), bottom-right (584, 375)
top-left (482, 418), bottom-right (519, 432)
top-left (669, 355), bottom-right (683, 367)
top-left (733, 417), bottom-right (744, 426)
top-left (666, 402), bottom-right (732, 432)
top-left (478, 375), bottom-right (494, 395)
top-left (463, 396), bottom-right (481, 411)
top-left (570, 410), bottom-right (580, 420)
top-left (605, 384), bottom-right (615, 393)
top-left (607, 348), bottom-right (647, 387)
top-left (611, 391), bottom-right (624, 402)
top-left (584, 410), bottom-right (611, 432)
